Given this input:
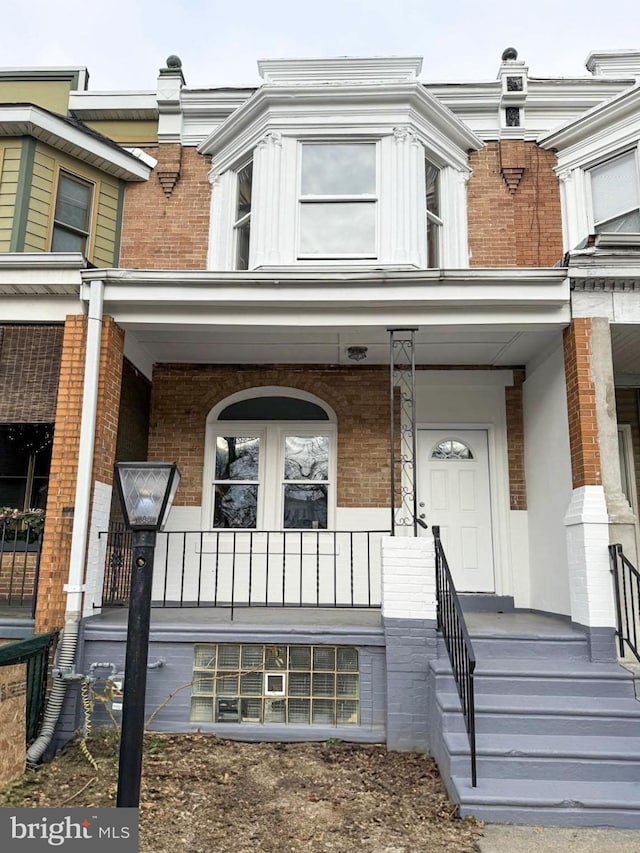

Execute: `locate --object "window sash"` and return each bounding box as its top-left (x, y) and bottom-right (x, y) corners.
top-left (298, 142), bottom-right (378, 258)
top-left (208, 424), bottom-right (334, 530)
top-left (590, 150), bottom-right (640, 233)
top-left (52, 171), bottom-right (93, 254)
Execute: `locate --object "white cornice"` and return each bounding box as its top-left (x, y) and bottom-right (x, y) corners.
top-left (0, 104), bottom-right (151, 181)
top-left (198, 82), bottom-right (482, 172)
top-left (257, 57), bottom-right (423, 85)
top-left (0, 253), bottom-right (84, 295)
top-left (538, 82), bottom-right (640, 157)
top-left (69, 91), bottom-right (158, 121)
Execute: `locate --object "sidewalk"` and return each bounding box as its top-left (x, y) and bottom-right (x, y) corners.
top-left (477, 824), bottom-right (640, 852)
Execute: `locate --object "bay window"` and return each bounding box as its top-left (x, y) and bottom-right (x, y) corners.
top-left (51, 170), bottom-right (94, 254)
top-left (233, 161), bottom-right (253, 269)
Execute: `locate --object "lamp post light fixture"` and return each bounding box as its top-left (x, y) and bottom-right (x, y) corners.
top-left (114, 462), bottom-right (180, 808)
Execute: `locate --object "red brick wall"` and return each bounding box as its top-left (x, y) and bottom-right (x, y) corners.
top-left (505, 369), bottom-right (527, 509)
top-left (563, 319), bottom-right (602, 490)
top-left (148, 365), bottom-right (391, 508)
top-left (467, 142), bottom-right (563, 267)
top-left (36, 315), bottom-right (124, 633)
top-left (0, 326), bottom-right (63, 422)
top-left (119, 145), bottom-right (211, 269)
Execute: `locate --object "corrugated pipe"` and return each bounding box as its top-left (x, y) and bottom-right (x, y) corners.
top-left (27, 279), bottom-right (104, 766)
top-left (26, 616), bottom-right (80, 766)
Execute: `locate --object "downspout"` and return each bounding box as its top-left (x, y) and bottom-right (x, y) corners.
top-left (27, 279), bottom-right (105, 765)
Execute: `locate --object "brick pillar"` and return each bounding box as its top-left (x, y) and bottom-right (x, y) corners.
top-left (35, 316), bottom-right (124, 633)
top-left (562, 319), bottom-right (616, 659)
top-left (381, 536), bottom-right (437, 751)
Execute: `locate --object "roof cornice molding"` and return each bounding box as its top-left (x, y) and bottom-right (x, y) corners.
top-left (198, 81), bottom-right (482, 172)
top-left (0, 67), bottom-right (89, 90)
top-left (0, 104), bottom-right (151, 181)
top-left (68, 91), bottom-right (158, 121)
top-left (539, 82), bottom-right (640, 157)
top-left (257, 56), bottom-right (423, 85)
top-left (0, 251), bottom-right (86, 270)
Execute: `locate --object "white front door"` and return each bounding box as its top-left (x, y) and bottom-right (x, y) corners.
top-left (418, 429), bottom-right (495, 592)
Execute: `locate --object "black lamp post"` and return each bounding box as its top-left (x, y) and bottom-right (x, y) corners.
top-left (114, 461), bottom-right (180, 808)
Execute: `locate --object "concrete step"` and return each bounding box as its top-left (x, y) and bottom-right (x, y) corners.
top-left (467, 634), bottom-right (590, 660)
top-left (453, 778), bottom-right (640, 828)
top-left (445, 732), bottom-right (640, 782)
top-left (431, 657), bottom-right (635, 698)
top-left (439, 692), bottom-right (640, 736)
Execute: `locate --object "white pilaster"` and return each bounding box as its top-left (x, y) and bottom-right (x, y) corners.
top-left (252, 131), bottom-right (283, 266)
top-left (382, 128), bottom-right (424, 267)
top-left (564, 485), bottom-right (616, 628)
top-left (381, 536), bottom-right (436, 621)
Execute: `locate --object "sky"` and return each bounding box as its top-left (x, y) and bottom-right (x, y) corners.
top-left (3, 0), bottom-right (639, 91)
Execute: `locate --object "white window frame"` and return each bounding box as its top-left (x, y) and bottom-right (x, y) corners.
top-left (296, 140), bottom-right (379, 260)
top-left (232, 158), bottom-right (253, 269)
top-left (586, 147), bottom-right (640, 235)
top-left (204, 391), bottom-right (337, 531)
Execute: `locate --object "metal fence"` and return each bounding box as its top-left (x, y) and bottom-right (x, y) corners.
top-left (0, 632), bottom-right (57, 744)
top-left (101, 526), bottom-right (386, 615)
top-left (0, 520), bottom-right (44, 617)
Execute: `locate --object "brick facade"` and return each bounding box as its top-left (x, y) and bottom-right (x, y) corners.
top-left (35, 315), bottom-right (124, 633)
top-left (0, 325), bottom-right (63, 422)
top-left (467, 142), bottom-right (563, 267)
top-left (119, 146), bottom-right (211, 269)
top-left (505, 369), bottom-right (527, 510)
top-left (148, 365), bottom-right (391, 508)
top-left (563, 319), bottom-right (602, 490)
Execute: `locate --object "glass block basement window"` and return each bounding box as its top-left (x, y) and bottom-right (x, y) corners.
top-left (190, 644), bottom-right (359, 726)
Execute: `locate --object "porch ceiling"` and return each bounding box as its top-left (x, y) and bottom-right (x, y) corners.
top-left (123, 322), bottom-right (561, 369)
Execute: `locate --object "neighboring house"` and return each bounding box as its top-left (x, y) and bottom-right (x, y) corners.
top-left (2, 49), bottom-right (640, 825)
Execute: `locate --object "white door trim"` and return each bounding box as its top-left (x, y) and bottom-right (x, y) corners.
top-left (417, 421), bottom-right (511, 598)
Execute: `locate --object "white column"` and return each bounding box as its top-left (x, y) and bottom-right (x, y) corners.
top-left (564, 485), bottom-right (616, 629)
top-left (381, 128), bottom-right (424, 267)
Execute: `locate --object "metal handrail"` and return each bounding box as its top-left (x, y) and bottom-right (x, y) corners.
top-left (609, 543), bottom-right (640, 662)
top-left (100, 526), bottom-right (387, 617)
top-left (433, 525), bottom-right (477, 787)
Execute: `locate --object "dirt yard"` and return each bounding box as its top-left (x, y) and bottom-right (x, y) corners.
top-left (0, 731), bottom-right (482, 852)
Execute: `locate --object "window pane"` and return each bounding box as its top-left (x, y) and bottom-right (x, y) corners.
top-left (55, 174), bottom-right (91, 231)
top-left (214, 484), bottom-right (258, 528)
top-left (431, 440), bottom-right (474, 460)
top-left (283, 484), bottom-right (327, 529)
top-left (51, 227), bottom-right (86, 253)
top-left (235, 221), bottom-right (251, 270)
top-left (301, 143), bottom-right (376, 195)
top-left (426, 159), bottom-right (440, 217)
top-left (284, 436), bottom-right (329, 481)
top-left (300, 202), bottom-right (375, 255)
top-left (215, 436), bottom-right (260, 480)
top-left (591, 153), bottom-right (639, 225)
top-left (595, 209), bottom-right (640, 233)
top-left (235, 162), bottom-right (253, 221)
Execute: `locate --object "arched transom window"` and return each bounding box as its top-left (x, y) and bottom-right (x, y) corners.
top-left (205, 390), bottom-right (336, 530)
top-left (430, 439), bottom-right (474, 460)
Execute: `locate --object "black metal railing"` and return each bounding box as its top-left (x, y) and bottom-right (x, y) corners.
top-left (0, 631), bottom-right (57, 744)
top-left (433, 525), bottom-right (477, 787)
top-left (609, 543), bottom-right (640, 662)
top-left (100, 526), bottom-right (386, 616)
top-left (0, 520), bottom-right (44, 617)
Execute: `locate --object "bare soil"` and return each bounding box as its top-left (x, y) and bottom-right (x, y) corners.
top-left (0, 731), bottom-right (482, 852)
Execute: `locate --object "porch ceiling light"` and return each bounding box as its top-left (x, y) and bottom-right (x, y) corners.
top-left (347, 345), bottom-right (368, 362)
top-left (114, 462), bottom-right (181, 531)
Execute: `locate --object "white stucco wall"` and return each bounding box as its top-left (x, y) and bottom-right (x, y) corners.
top-left (523, 341), bottom-right (573, 616)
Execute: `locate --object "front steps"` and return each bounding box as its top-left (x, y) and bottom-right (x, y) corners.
top-left (430, 618), bottom-right (640, 827)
